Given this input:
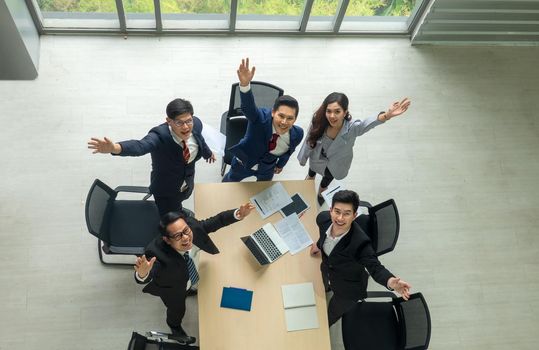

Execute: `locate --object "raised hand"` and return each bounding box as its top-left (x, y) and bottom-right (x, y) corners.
top-left (388, 277), bottom-right (411, 300)
top-left (206, 153), bottom-right (217, 164)
top-left (237, 57), bottom-right (256, 87)
top-left (87, 137), bottom-right (121, 154)
top-left (134, 255), bottom-right (156, 279)
top-left (237, 202), bottom-right (256, 220)
top-left (385, 98), bottom-right (411, 120)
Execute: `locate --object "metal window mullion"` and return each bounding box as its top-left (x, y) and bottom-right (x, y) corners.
top-left (230, 0), bottom-right (238, 32)
top-left (299, 0), bottom-right (314, 32)
top-left (115, 0), bottom-right (126, 32)
top-left (154, 0), bottom-right (162, 32)
top-left (333, 0), bottom-right (349, 33)
top-left (24, 0), bottom-right (45, 34)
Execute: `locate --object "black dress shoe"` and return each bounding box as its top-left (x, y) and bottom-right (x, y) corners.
top-left (317, 194), bottom-right (325, 206)
top-left (169, 326), bottom-right (196, 345)
top-left (186, 288), bottom-right (198, 297)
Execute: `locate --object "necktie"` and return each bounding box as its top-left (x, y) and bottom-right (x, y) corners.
top-left (268, 133), bottom-right (279, 152)
top-left (184, 251), bottom-right (199, 285)
top-left (181, 140), bottom-right (190, 163)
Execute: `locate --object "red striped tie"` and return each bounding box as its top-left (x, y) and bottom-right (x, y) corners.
top-left (268, 133), bottom-right (279, 152)
top-left (182, 140), bottom-right (190, 163)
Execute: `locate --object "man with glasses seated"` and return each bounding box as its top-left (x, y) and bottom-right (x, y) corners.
top-left (134, 202), bottom-right (255, 345)
top-left (310, 190), bottom-right (412, 327)
top-left (88, 98), bottom-right (216, 216)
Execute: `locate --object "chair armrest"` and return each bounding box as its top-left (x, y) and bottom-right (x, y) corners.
top-left (367, 291), bottom-right (396, 299)
top-left (114, 185), bottom-right (150, 194)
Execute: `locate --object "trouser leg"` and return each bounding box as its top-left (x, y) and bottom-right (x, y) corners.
top-left (154, 194), bottom-right (183, 217)
top-left (327, 295), bottom-right (357, 327)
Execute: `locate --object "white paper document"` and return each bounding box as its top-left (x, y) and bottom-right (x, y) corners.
top-left (274, 213), bottom-right (313, 255)
top-left (321, 180), bottom-right (345, 208)
top-left (250, 182), bottom-right (293, 219)
top-left (281, 282), bottom-right (319, 332)
top-left (201, 122), bottom-right (226, 156)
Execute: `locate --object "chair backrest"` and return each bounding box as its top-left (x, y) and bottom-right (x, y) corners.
top-left (368, 199), bottom-right (400, 256)
top-left (394, 293), bottom-right (431, 350)
top-left (85, 179), bottom-right (116, 244)
top-left (223, 116), bottom-right (249, 164)
top-left (227, 81), bottom-right (284, 117)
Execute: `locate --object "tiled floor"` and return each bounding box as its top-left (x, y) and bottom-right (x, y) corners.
top-left (0, 35), bottom-right (538, 349)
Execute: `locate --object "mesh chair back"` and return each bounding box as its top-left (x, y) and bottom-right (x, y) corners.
top-left (228, 81), bottom-right (284, 116)
top-left (85, 179), bottom-right (116, 244)
top-left (223, 116), bottom-right (249, 164)
top-left (369, 199), bottom-right (399, 256)
top-left (394, 293), bottom-right (431, 350)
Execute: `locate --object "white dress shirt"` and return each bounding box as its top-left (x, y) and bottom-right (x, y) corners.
top-left (322, 224), bottom-right (350, 256)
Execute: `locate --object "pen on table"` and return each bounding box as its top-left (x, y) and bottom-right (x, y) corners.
top-left (253, 198), bottom-right (265, 214)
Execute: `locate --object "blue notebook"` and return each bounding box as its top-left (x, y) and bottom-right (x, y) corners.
top-left (220, 287), bottom-right (253, 311)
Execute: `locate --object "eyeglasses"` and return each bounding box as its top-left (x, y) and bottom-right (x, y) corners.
top-left (167, 227), bottom-right (192, 241)
top-left (170, 118), bottom-right (194, 127)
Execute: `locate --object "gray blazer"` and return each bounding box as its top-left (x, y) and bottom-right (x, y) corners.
top-left (297, 115), bottom-right (384, 179)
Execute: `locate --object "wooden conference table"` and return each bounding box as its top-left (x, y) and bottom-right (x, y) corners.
top-left (194, 180), bottom-right (331, 350)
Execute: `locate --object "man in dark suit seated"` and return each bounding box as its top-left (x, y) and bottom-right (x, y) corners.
top-left (310, 190), bottom-right (411, 326)
top-left (88, 98), bottom-right (216, 216)
top-left (222, 58), bottom-right (304, 182)
top-left (133, 202), bottom-right (255, 345)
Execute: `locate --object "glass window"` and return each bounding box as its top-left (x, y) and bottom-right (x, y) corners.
top-left (124, 0), bottom-right (155, 29)
top-left (340, 0), bottom-right (417, 32)
top-left (37, 0), bottom-right (120, 29)
top-left (307, 0), bottom-right (339, 31)
top-left (236, 0), bottom-right (306, 31)
top-left (161, 0), bottom-right (230, 30)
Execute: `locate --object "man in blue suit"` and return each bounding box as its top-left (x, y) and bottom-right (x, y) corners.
top-left (88, 98), bottom-right (216, 216)
top-left (222, 58), bottom-right (304, 182)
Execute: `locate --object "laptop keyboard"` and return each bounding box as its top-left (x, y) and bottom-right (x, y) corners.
top-left (253, 229), bottom-right (282, 261)
top-left (243, 237), bottom-right (270, 265)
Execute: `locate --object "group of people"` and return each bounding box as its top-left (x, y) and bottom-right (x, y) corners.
top-left (88, 58), bottom-right (412, 345)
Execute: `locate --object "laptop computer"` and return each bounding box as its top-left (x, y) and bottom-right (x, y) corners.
top-left (241, 223), bottom-right (289, 265)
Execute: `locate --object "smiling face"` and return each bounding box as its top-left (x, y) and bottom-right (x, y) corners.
top-left (271, 106), bottom-right (297, 135)
top-left (329, 201), bottom-right (358, 236)
top-left (162, 218), bottom-right (193, 252)
top-left (325, 101), bottom-right (347, 128)
top-left (167, 112), bottom-right (194, 140)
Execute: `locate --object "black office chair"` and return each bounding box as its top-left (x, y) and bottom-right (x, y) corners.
top-left (85, 179), bottom-right (160, 266)
top-left (342, 292), bottom-right (431, 350)
top-left (355, 199), bottom-right (400, 256)
top-left (128, 331), bottom-right (199, 349)
top-left (220, 81), bottom-right (284, 176)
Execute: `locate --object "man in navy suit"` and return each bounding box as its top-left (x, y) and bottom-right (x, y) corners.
top-left (88, 98), bottom-right (216, 216)
top-left (222, 58), bottom-right (304, 182)
top-left (311, 190), bottom-right (412, 326)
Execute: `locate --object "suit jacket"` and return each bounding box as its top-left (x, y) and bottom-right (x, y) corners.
top-left (228, 88), bottom-right (304, 169)
top-left (297, 116), bottom-right (383, 179)
top-left (116, 117), bottom-right (212, 197)
top-left (316, 211), bottom-right (394, 301)
top-left (136, 209), bottom-right (238, 302)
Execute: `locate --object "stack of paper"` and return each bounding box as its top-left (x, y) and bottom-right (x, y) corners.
top-left (281, 282), bottom-right (319, 332)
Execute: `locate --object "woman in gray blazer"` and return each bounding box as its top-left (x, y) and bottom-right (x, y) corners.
top-left (297, 92), bottom-right (410, 204)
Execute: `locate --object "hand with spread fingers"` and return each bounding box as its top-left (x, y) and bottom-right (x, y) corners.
top-left (206, 152), bottom-right (217, 163)
top-left (237, 202), bottom-right (256, 220)
top-left (384, 97), bottom-right (411, 120)
top-left (134, 255), bottom-right (157, 279)
top-left (388, 277), bottom-right (412, 300)
top-left (237, 57), bottom-right (256, 87)
top-left (87, 137), bottom-right (122, 154)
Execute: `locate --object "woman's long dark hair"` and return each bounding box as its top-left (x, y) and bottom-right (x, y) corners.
top-left (307, 92), bottom-right (350, 148)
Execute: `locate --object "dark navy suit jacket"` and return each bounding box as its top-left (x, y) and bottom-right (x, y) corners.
top-left (316, 211), bottom-right (394, 301)
top-left (116, 117), bottom-right (211, 198)
top-left (227, 89), bottom-right (304, 169)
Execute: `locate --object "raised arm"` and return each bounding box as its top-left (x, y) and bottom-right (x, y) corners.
top-left (133, 254), bottom-right (157, 284)
top-left (88, 137), bottom-right (122, 154)
top-left (237, 58), bottom-right (267, 124)
top-left (199, 202), bottom-right (255, 233)
top-left (377, 97), bottom-right (411, 122)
